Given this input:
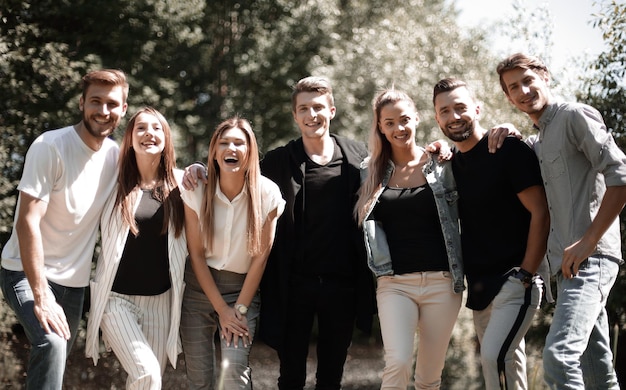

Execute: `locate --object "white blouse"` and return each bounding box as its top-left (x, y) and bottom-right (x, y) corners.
top-left (181, 175), bottom-right (284, 274)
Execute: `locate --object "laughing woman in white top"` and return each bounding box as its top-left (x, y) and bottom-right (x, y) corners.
top-left (180, 116), bottom-right (284, 390)
top-left (85, 107), bottom-right (187, 389)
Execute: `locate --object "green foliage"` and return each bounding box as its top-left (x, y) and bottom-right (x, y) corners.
top-left (579, 0), bottom-right (626, 144)
top-left (0, 1), bottom-right (92, 241)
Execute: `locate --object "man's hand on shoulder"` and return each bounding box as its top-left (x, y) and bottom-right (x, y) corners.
top-left (488, 123), bottom-right (522, 153)
top-left (425, 139), bottom-right (453, 162)
top-left (182, 163), bottom-right (208, 190)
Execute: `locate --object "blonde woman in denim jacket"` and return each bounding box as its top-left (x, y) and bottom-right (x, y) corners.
top-left (355, 89), bottom-right (464, 390)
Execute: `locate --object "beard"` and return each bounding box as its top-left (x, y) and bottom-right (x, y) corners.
top-left (442, 120), bottom-right (474, 143)
top-left (83, 112), bottom-right (116, 139)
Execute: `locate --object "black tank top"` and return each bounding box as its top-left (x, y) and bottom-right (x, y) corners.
top-left (372, 184), bottom-right (448, 274)
top-left (112, 190), bottom-right (171, 295)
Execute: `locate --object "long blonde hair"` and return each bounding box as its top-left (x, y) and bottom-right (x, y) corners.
top-left (200, 116), bottom-right (263, 255)
top-left (355, 89), bottom-right (418, 225)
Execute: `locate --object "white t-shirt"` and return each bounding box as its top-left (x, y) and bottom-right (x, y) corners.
top-left (181, 175), bottom-right (285, 274)
top-left (1, 126), bottom-right (119, 287)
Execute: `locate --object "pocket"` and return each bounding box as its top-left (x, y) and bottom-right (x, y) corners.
top-left (507, 275), bottom-right (525, 288)
top-left (13, 276), bottom-right (35, 306)
top-left (544, 153), bottom-right (565, 178)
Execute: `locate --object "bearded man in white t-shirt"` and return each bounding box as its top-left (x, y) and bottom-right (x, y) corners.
top-left (0, 69), bottom-right (128, 390)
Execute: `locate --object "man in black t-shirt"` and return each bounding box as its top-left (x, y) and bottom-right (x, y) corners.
top-left (432, 78), bottom-right (549, 390)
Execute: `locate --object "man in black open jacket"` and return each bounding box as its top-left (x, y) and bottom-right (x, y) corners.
top-left (259, 76), bottom-right (376, 390)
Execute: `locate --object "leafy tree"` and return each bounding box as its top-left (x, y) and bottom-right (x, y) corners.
top-left (0, 1), bottom-right (95, 242)
top-left (580, 0), bottom-right (626, 143)
top-left (193, 0), bottom-right (333, 155)
top-left (305, 0), bottom-right (519, 145)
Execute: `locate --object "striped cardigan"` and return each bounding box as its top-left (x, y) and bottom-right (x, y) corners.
top-left (85, 169), bottom-right (187, 368)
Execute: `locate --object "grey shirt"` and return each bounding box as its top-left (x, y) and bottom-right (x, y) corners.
top-left (530, 101), bottom-right (626, 275)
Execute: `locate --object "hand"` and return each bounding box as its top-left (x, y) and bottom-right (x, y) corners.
top-left (182, 163), bottom-right (208, 190)
top-left (34, 295), bottom-right (71, 340)
top-left (512, 268), bottom-right (533, 288)
top-left (425, 139), bottom-right (453, 162)
top-left (488, 123), bottom-right (522, 153)
top-left (561, 237), bottom-right (595, 278)
top-left (231, 314), bottom-right (252, 348)
top-left (218, 307), bottom-right (250, 347)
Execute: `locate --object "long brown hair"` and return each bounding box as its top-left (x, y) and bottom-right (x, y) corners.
top-left (200, 116), bottom-right (263, 255)
top-left (115, 107), bottom-right (184, 237)
top-left (355, 89), bottom-right (418, 225)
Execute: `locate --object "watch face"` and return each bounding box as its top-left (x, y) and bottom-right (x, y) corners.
top-left (237, 304), bottom-right (248, 314)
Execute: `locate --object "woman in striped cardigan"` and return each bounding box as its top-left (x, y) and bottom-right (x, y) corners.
top-left (85, 107), bottom-right (187, 389)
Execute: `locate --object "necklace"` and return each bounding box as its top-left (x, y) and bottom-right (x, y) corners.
top-left (139, 179), bottom-right (158, 190)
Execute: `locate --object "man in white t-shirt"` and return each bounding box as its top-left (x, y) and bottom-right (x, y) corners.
top-left (0, 69), bottom-right (128, 389)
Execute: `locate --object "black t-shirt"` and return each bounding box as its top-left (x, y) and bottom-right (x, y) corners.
top-left (373, 184), bottom-right (449, 274)
top-left (112, 190), bottom-right (171, 295)
top-left (452, 135), bottom-right (543, 310)
top-left (295, 140), bottom-right (357, 281)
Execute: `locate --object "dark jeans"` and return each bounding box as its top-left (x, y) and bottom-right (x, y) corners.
top-left (0, 268), bottom-right (84, 390)
top-left (278, 275), bottom-right (357, 390)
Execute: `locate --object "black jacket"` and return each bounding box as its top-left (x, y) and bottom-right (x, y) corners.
top-left (258, 134), bottom-right (376, 350)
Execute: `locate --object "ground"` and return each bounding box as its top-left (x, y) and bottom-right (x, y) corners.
top-left (1, 299), bottom-right (384, 389)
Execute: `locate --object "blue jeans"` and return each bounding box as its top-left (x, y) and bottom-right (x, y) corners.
top-left (180, 264), bottom-right (260, 390)
top-left (0, 268), bottom-right (84, 390)
top-left (543, 256), bottom-right (620, 389)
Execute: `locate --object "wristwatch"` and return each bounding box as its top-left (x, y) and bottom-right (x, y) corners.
top-left (513, 268), bottom-right (533, 287)
top-left (235, 303), bottom-right (248, 315)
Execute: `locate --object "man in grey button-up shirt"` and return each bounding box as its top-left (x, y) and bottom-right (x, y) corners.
top-left (497, 53), bottom-right (626, 390)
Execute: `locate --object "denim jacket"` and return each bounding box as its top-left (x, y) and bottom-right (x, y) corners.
top-left (360, 152), bottom-right (465, 293)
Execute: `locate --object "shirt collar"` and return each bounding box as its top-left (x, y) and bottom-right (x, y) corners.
top-left (536, 101), bottom-right (561, 132)
top-left (215, 180), bottom-right (247, 203)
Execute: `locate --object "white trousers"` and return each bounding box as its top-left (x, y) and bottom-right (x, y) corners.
top-left (100, 290), bottom-right (171, 390)
top-left (473, 274), bottom-right (542, 390)
top-left (376, 271), bottom-right (462, 390)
